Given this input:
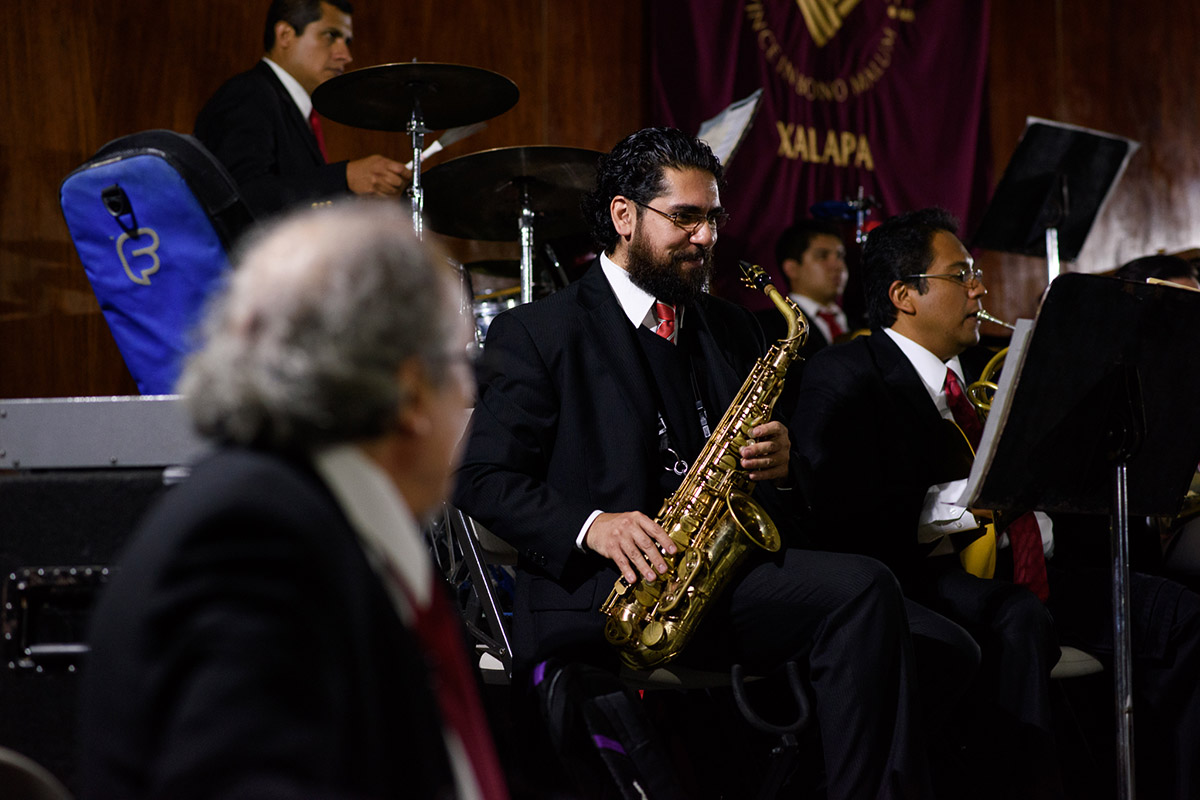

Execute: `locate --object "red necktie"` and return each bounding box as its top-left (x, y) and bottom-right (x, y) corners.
top-left (654, 301), bottom-right (677, 343)
top-left (944, 369), bottom-right (1049, 601)
top-left (943, 369), bottom-right (983, 451)
top-left (816, 309), bottom-right (845, 340)
top-left (308, 107), bottom-right (328, 163)
top-left (403, 572), bottom-right (509, 799)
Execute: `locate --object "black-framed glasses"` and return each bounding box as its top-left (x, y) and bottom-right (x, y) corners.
top-left (631, 199), bottom-right (730, 235)
top-left (903, 266), bottom-right (984, 287)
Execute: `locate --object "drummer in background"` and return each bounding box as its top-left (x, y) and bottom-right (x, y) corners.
top-left (196, 0), bottom-right (412, 219)
top-left (756, 219), bottom-right (851, 417)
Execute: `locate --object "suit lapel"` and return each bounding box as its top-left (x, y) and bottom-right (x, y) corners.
top-left (868, 330), bottom-right (945, 430)
top-left (257, 62), bottom-right (324, 164)
top-left (575, 263), bottom-right (659, 456)
top-left (687, 297), bottom-right (746, 411)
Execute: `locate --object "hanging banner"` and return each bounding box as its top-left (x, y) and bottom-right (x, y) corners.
top-left (649, 0), bottom-right (993, 311)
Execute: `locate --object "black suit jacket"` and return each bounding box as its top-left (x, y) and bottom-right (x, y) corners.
top-left (80, 448), bottom-right (455, 800)
top-left (791, 330), bottom-right (985, 585)
top-left (453, 262), bottom-right (801, 666)
top-left (195, 61), bottom-right (349, 218)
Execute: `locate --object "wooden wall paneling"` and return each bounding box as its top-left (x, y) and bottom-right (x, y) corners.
top-left (978, 0), bottom-right (1063, 324)
top-left (1, 0), bottom-right (136, 398)
top-left (543, 1), bottom-right (647, 151)
top-left (980, 0), bottom-right (1200, 324)
top-left (1065, 0), bottom-right (1200, 267)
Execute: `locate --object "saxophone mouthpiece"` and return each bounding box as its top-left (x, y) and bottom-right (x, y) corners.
top-left (739, 260), bottom-right (769, 290)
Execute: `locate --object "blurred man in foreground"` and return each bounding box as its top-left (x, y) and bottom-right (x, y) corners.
top-left (80, 201), bottom-right (507, 799)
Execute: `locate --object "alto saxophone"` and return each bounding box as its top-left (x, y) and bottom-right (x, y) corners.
top-left (600, 261), bottom-right (808, 670)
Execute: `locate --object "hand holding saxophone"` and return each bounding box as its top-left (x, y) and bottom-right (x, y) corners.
top-left (740, 420), bottom-right (791, 482)
top-left (586, 511), bottom-right (679, 584)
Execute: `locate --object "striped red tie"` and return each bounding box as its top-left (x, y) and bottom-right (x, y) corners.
top-left (944, 369), bottom-right (1048, 601)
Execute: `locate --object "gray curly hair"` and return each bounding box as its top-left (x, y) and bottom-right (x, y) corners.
top-left (180, 200), bottom-right (461, 450)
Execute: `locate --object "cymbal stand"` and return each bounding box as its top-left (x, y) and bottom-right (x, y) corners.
top-left (851, 186), bottom-right (878, 244)
top-left (516, 179), bottom-right (536, 305)
top-left (407, 94), bottom-right (431, 239)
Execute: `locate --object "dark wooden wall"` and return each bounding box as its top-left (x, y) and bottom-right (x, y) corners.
top-left (980, 0), bottom-right (1200, 327)
top-left (3, 0), bottom-right (1197, 397)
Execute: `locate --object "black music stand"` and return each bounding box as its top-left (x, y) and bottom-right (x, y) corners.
top-left (962, 273), bottom-right (1200, 800)
top-left (972, 118), bottom-right (1138, 277)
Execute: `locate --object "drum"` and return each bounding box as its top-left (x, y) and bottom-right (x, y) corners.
top-left (473, 287), bottom-right (519, 343)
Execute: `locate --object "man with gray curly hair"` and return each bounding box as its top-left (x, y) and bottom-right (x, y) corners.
top-left (79, 201), bottom-right (508, 799)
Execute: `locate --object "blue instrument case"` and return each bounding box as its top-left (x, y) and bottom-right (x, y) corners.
top-left (59, 130), bottom-right (253, 394)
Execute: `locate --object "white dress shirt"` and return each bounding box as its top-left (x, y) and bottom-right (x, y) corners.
top-left (262, 57), bottom-right (312, 119)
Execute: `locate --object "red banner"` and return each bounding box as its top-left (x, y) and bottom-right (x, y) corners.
top-left (650, 0), bottom-right (993, 312)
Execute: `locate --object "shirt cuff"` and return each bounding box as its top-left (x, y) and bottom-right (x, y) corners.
top-left (577, 509), bottom-right (604, 551)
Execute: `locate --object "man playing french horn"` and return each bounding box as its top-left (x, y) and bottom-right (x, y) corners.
top-left (793, 208), bottom-right (1200, 800)
top-left (454, 128), bottom-right (966, 799)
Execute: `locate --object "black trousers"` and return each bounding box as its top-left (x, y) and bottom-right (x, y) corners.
top-left (684, 548), bottom-right (977, 800)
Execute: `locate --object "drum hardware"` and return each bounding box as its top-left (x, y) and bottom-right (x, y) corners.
top-left (312, 62), bottom-right (520, 238)
top-left (810, 185), bottom-right (880, 243)
top-left (421, 146), bottom-right (602, 304)
top-left (541, 242), bottom-right (572, 289)
top-left (474, 286), bottom-right (520, 303)
top-left (472, 293), bottom-right (520, 344)
top-left (404, 122), bottom-right (486, 171)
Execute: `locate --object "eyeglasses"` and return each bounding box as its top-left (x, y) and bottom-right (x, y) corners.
top-left (631, 199), bottom-right (730, 235)
top-left (903, 266), bottom-right (984, 287)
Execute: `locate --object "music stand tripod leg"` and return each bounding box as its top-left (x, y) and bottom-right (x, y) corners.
top-left (1110, 461), bottom-right (1136, 800)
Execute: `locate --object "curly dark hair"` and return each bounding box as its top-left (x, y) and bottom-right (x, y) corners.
top-left (861, 207), bottom-right (959, 328)
top-left (581, 127), bottom-right (724, 254)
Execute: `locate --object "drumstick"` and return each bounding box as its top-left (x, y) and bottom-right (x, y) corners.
top-left (1146, 276), bottom-right (1200, 292)
top-left (405, 122), bottom-right (487, 170)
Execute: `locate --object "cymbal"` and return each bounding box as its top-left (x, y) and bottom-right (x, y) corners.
top-left (422, 146), bottom-right (602, 241)
top-left (311, 62), bottom-right (519, 131)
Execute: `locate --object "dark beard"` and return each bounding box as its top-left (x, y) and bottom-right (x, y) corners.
top-left (625, 232), bottom-right (713, 305)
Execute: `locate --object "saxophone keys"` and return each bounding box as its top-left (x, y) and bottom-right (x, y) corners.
top-left (605, 617), bottom-right (634, 644)
top-left (640, 620), bottom-right (665, 647)
top-left (633, 582), bottom-right (662, 606)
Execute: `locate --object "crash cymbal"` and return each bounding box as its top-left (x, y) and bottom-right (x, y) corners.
top-left (312, 62), bottom-right (519, 131)
top-left (422, 146), bottom-right (602, 241)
